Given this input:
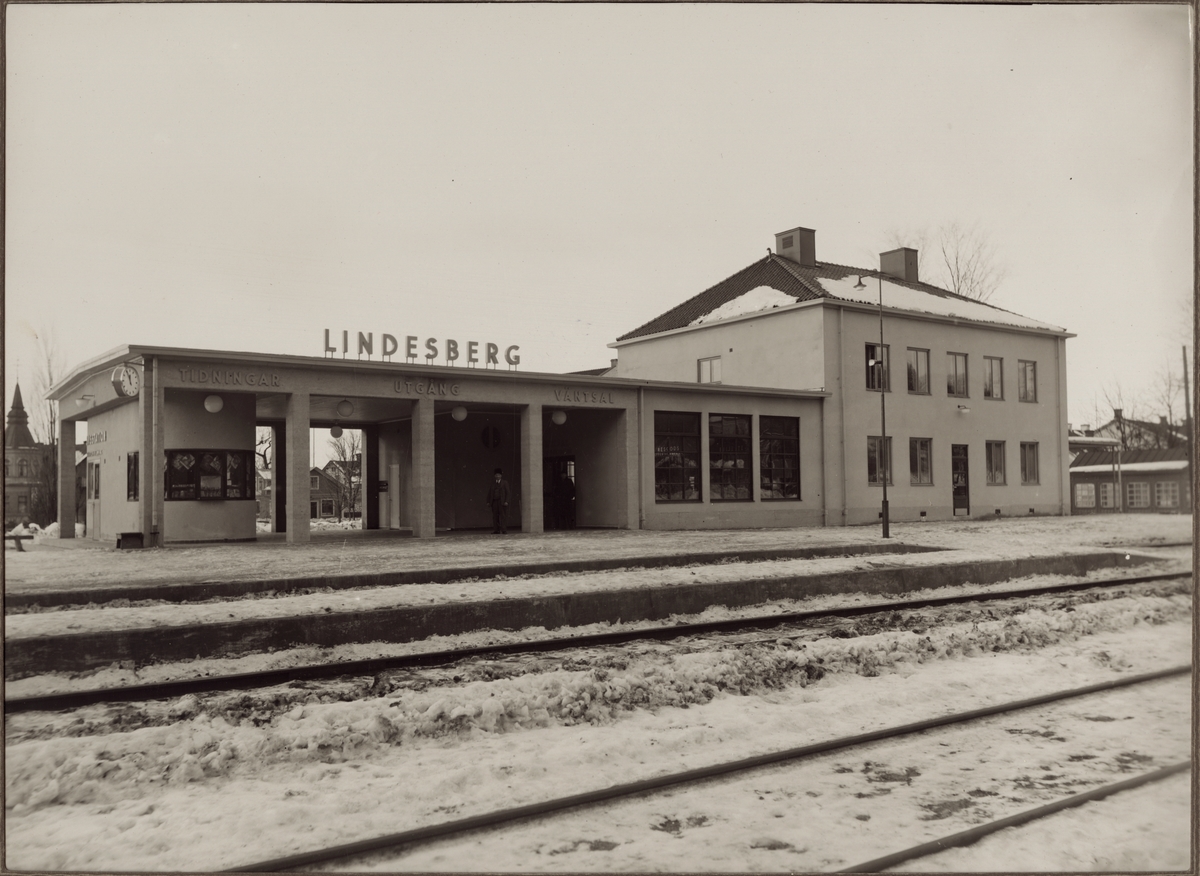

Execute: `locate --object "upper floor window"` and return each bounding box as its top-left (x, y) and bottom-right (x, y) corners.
top-left (983, 357), bottom-right (1004, 399)
top-left (947, 352), bottom-right (968, 397)
top-left (310, 475), bottom-right (320, 490)
top-left (698, 356), bottom-right (722, 384)
top-left (865, 343), bottom-right (890, 391)
top-left (907, 348), bottom-right (930, 394)
top-left (17, 459), bottom-right (29, 477)
top-left (1018, 360), bottom-right (1038, 402)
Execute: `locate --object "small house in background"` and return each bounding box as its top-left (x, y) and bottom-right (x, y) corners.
top-left (255, 468), bottom-right (272, 519)
top-left (1089, 408), bottom-right (1188, 451)
top-left (309, 467), bottom-right (341, 519)
top-left (1069, 447), bottom-right (1191, 514)
top-left (322, 456), bottom-right (362, 518)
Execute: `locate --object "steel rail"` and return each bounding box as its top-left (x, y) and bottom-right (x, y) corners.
top-left (840, 761), bottom-right (1192, 872)
top-left (6, 570), bottom-right (1189, 714)
top-left (223, 664), bottom-right (1191, 873)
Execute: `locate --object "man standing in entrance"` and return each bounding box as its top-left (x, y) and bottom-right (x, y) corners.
top-left (486, 468), bottom-right (510, 534)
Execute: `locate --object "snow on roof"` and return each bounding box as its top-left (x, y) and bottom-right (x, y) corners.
top-left (816, 275), bottom-right (1066, 333)
top-left (689, 286), bottom-right (798, 326)
top-left (1071, 460), bottom-right (1189, 474)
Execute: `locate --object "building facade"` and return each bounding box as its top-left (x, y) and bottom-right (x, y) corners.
top-left (5, 384), bottom-right (54, 529)
top-left (48, 224), bottom-right (1073, 544)
top-left (1070, 447), bottom-right (1191, 514)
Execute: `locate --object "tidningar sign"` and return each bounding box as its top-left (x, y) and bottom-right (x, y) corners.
top-left (324, 330), bottom-right (520, 367)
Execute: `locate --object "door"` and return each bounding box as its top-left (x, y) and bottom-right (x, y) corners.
top-left (543, 456), bottom-right (576, 530)
top-left (87, 462), bottom-right (101, 539)
top-left (388, 463), bottom-right (402, 529)
top-left (951, 444), bottom-right (969, 516)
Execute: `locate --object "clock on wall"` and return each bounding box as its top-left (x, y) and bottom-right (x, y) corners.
top-left (111, 364), bottom-right (141, 398)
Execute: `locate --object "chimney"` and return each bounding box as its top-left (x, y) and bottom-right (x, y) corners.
top-left (880, 248), bottom-right (919, 283)
top-left (774, 226), bottom-right (816, 267)
top-left (1113, 408), bottom-right (1123, 421)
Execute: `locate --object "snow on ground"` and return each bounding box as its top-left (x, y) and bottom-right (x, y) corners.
top-left (4, 606), bottom-right (1190, 872)
top-left (6, 513), bottom-right (1190, 595)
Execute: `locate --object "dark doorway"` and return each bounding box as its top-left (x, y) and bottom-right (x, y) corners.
top-left (952, 444), bottom-right (970, 515)
top-left (543, 455), bottom-right (576, 530)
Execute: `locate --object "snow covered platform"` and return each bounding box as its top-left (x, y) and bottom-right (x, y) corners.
top-left (5, 513), bottom-right (1190, 678)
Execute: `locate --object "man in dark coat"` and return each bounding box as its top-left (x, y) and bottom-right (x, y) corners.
top-left (486, 468), bottom-right (510, 534)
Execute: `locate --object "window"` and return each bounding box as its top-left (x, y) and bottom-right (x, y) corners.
top-left (1075, 483), bottom-right (1096, 508)
top-left (92, 462), bottom-right (100, 499)
top-left (320, 498), bottom-right (335, 516)
top-left (983, 357), bottom-right (1004, 399)
top-left (947, 353), bottom-right (968, 397)
top-left (760, 416), bottom-right (800, 500)
top-left (17, 459), bottom-right (28, 477)
top-left (1126, 482), bottom-right (1150, 508)
top-left (986, 441), bottom-right (1006, 485)
top-left (867, 436), bottom-right (892, 485)
top-left (127, 452), bottom-right (139, 501)
top-left (654, 411), bottom-right (701, 502)
top-left (165, 450), bottom-right (255, 501)
top-left (1155, 481), bottom-right (1180, 508)
top-left (1020, 442), bottom-right (1039, 485)
top-left (907, 348), bottom-right (930, 394)
top-left (1018, 361), bottom-right (1037, 402)
top-left (698, 356), bottom-right (722, 384)
top-left (17, 495), bottom-right (28, 513)
top-left (310, 475), bottom-right (320, 490)
top-left (1099, 482), bottom-right (1117, 508)
top-left (709, 414), bottom-right (752, 501)
top-left (910, 438), bottom-right (933, 484)
top-left (865, 344), bottom-right (890, 391)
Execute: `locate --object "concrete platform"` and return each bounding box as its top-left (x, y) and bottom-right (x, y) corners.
top-left (4, 549), bottom-right (1152, 679)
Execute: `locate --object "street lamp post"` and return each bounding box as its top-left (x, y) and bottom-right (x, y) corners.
top-left (857, 274), bottom-right (889, 538)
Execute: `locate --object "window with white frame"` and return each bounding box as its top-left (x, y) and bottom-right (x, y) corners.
top-left (1155, 481), bottom-right (1180, 508)
top-left (947, 352), bottom-right (968, 397)
top-left (1099, 482), bottom-right (1117, 508)
top-left (1075, 483), bottom-right (1095, 508)
top-left (1018, 360), bottom-right (1037, 402)
top-left (986, 441), bottom-right (1006, 485)
top-left (983, 357), bottom-right (1004, 399)
top-left (907, 348), bottom-right (930, 394)
top-left (910, 438), bottom-right (932, 485)
top-left (310, 475), bottom-right (320, 490)
top-left (865, 344), bottom-right (890, 391)
top-left (698, 356), bottom-right (722, 384)
top-left (320, 498), bottom-right (335, 516)
top-left (867, 436), bottom-right (892, 485)
top-left (1126, 482), bottom-right (1150, 508)
top-left (1020, 442), bottom-right (1039, 484)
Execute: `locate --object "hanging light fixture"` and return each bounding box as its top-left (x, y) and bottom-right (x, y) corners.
top-left (330, 424), bottom-right (343, 438)
top-left (336, 400), bottom-right (355, 419)
top-left (451, 406), bottom-right (468, 422)
top-left (204, 395), bottom-right (224, 413)
top-left (551, 410), bottom-right (567, 426)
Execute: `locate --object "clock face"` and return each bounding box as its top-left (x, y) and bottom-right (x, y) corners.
top-left (112, 365), bottom-right (141, 397)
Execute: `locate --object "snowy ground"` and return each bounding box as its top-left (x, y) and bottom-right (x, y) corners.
top-left (4, 584), bottom-right (1192, 871)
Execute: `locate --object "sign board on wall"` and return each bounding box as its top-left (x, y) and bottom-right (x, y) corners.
top-left (324, 330), bottom-right (520, 368)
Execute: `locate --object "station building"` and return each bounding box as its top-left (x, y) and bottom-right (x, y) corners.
top-left (48, 224), bottom-right (1073, 545)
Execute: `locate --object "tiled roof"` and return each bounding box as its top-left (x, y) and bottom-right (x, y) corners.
top-left (1070, 447), bottom-right (1190, 468)
top-left (616, 253), bottom-right (1057, 342)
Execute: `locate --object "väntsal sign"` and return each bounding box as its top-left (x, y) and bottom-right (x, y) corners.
top-left (324, 330), bottom-right (519, 367)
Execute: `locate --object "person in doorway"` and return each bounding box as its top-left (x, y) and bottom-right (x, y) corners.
top-left (486, 468), bottom-right (510, 534)
top-left (555, 472), bottom-right (576, 529)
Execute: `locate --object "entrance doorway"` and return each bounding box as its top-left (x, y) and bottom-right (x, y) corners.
top-left (952, 444), bottom-right (970, 516)
top-left (543, 455), bottom-right (576, 530)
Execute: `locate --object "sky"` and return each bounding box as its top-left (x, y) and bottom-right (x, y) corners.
top-left (4, 2), bottom-right (1193, 442)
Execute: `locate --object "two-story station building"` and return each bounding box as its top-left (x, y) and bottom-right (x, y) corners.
top-left (48, 224), bottom-right (1072, 545)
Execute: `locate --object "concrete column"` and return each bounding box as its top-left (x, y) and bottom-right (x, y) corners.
top-left (363, 425), bottom-right (380, 530)
top-left (271, 423), bottom-right (286, 533)
top-left (411, 398), bottom-right (436, 538)
top-left (520, 403), bottom-right (543, 534)
top-left (285, 392), bottom-right (311, 544)
top-left (139, 358), bottom-right (165, 546)
top-left (56, 417), bottom-right (76, 538)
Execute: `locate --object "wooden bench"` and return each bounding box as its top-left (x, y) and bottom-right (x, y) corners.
top-left (5, 533), bottom-right (34, 552)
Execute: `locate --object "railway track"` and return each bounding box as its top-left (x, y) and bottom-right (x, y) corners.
top-left (7, 570), bottom-right (1189, 714)
top-left (221, 665), bottom-right (1191, 872)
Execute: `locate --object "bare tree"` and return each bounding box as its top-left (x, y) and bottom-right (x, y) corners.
top-left (885, 221), bottom-right (1008, 302)
top-left (27, 327), bottom-right (67, 526)
top-left (254, 426), bottom-right (274, 470)
top-left (325, 430), bottom-right (362, 519)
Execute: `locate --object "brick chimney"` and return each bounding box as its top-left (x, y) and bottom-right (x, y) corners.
top-left (880, 248), bottom-right (919, 282)
top-left (774, 227), bottom-right (816, 267)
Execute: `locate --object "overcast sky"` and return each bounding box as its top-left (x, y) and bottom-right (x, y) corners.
top-left (5, 3), bottom-right (1193, 439)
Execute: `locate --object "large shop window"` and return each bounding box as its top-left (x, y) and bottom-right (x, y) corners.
top-left (709, 414), bottom-right (752, 501)
top-left (166, 450), bottom-right (254, 501)
top-left (760, 416), bottom-right (800, 500)
top-left (654, 412), bottom-right (701, 502)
